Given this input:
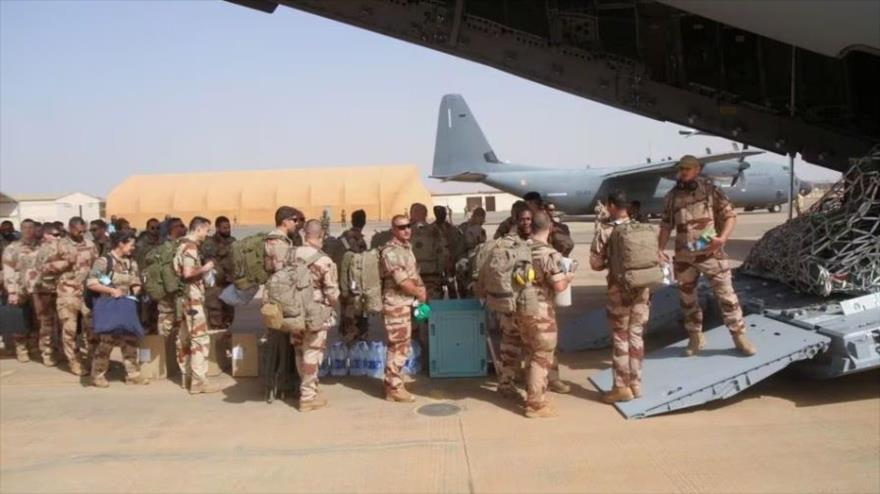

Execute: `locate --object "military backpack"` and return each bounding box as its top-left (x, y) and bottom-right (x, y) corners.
top-left (143, 240), bottom-right (184, 301)
top-left (608, 222), bottom-right (664, 290)
top-left (338, 249), bottom-right (383, 315)
top-left (476, 236), bottom-right (536, 315)
top-left (411, 224), bottom-right (444, 276)
top-left (231, 233), bottom-right (272, 290)
top-left (263, 249), bottom-right (330, 333)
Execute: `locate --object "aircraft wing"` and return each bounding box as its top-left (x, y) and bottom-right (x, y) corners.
top-left (429, 172), bottom-right (487, 182)
top-left (601, 150), bottom-right (764, 180)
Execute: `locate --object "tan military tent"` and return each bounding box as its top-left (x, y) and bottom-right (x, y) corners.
top-left (107, 165), bottom-right (433, 227)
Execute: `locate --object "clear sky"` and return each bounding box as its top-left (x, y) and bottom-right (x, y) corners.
top-left (0, 0), bottom-right (841, 198)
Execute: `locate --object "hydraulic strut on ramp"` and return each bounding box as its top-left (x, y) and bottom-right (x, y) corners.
top-left (589, 314), bottom-right (831, 419)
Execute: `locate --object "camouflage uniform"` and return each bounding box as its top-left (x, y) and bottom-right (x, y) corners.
top-left (264, 228), bottom-right (299, 396)
top-left (493, 216), bottom-right (516, 240)
top-left (549, 221), bottom-right (575, 257)
top-left (2, 239), bottom-right (40, 358)
top-left (89, 254), bottom-right (145, 382)
top-left (134, 233), bottom-right (163, 333)
top-left (661, 177), bottom-right (747, 336)
top-left (457, 222), bottom-right (486, 297)
top-left (290, 245), bottom-right (339, 403)
top-left (34, 239), bottom-right (64, 363)
top-left (516, 240), bottom-right (566, 412)
top-left (156, 239), bottom-right (182, 338)
top-left (201, 233), bottom-right (237, 329)
top-left (338, 228), bottom-right (369, 345)
top-left (434, 221), bottom-right (465, 299)
top-left (173, 235), bottom-right (210, 387)
top-left (53, 236), bottom-right (98, 368)
top-left (411, 221), bottom-right (448, 301)
top-left (94, 235), bottom-right (112, 257)
top-left (380, 237), bottom-right (423, 394)
top-left (370, 229), bottom-right (392, 250)
top-left (590, 219), bottom-right (649, 389)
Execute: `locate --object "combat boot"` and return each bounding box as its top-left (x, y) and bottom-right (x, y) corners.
top-left (68, 360), bottom-right (86, 376)
top-left (299, 396), bottom-right (329, 412)
top-left (549, 380), bottom-right (571, 394)
top-left (497, 384), bottom-right (522, 402)
top-left (683, 332), bottom-right (705, 357)
top-left (125, 375), bottom-right (150, 385)
top-left (92, 375), bottom-right (110, 388)
top-left (385, 388), bottom-right (416, 403)
top-left (602, 386), bottom-right (634, 404)
top-left (732, 333), bottom-right (757, 356)
top-left (189, 382), bottom-right (221, 394)
top-left (525, 403), bottom-right (557, 419)
top-left (42, 355), bottom-right (57, 367)
top-left (630, 383), bottom-right (642, 398)
top-left (15, 345), bottom-right (30, 363)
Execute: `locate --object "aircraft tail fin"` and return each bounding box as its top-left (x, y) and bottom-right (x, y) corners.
top-left (432, 94), bottom-right (502, 180)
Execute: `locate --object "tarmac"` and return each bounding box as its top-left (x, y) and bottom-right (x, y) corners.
top-left (2, 210), bottom-right (878, 493)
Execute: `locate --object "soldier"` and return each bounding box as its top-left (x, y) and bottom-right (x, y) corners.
top-left (590, 190), bottom-right (649, 403)
top-left (431, 205), bottom-right (464, 298)
top-left (33, 223), bottom-right (64, 366)
top-left (380, 214), bottom-right (426, 402)
top-left (173, 216), bottom-right (218, 394)
top-left (201, 216), bottom-right (237, 329)
top-left (493, 202), bottom-right (520, 240)
top-left (627, 200), bottom-right (648, 223)
top-left (52, 217), bottom-right (98, 375)
top-left (658, 155), bottom-right (757, 356)
top-left (369, 227), bottom-right (393, 250)
top-left (264, 206), bottom-right (305, 399)
top-left (519, 211), bottom-right (574, 418)
top-left (156, 217), bottom-right (186, 342)
top-left (410, 203), bottom-right (448, 301)
top-left (457, 207), bottom-right (487, 297)
top-left (292, 220), bottom-right (340, 412)
top-left (2, 219), bottom-right (40, 362)
top-left (88, 231), bottom-right (149, 387)
top-left (90, 219), bottom-right (112, 256)
top-left (339, 209), bottom-right (369, 345)
top-left (135, 218), bottom-right (163, 333)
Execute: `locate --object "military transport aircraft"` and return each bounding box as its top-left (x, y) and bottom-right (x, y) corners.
top-left (431, 94), bottom-right (811, 215)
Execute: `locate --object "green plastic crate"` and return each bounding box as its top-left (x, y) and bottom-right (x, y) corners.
top-left (428, 299), bottom-right (487, 378)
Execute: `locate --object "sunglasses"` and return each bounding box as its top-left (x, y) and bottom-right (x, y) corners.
top-left (49, 232), bottom-right (61, 237)
top-left (394, 224), bottom-right (412, 230)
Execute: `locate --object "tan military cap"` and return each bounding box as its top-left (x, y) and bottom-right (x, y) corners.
top-left (677, 155), bottom-right (702, 169)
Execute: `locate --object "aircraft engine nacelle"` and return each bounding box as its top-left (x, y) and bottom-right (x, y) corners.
top-left (702, 160), bottom-right (751, 179)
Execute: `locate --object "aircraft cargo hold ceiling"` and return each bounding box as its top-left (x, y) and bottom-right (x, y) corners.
top-left (229, 0), bottom-right (880, 172)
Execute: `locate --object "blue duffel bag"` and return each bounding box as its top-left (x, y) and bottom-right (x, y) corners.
top-left (92, 296), bottom-right (144, 338)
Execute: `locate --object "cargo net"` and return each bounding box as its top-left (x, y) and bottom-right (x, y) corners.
top-left (741, 150), bottom-right (880, 296)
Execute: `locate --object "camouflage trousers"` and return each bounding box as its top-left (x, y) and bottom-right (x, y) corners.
top-left (178, 298), bottom-right (210, 387)
top-left (674, 254), bottom-right (746, 335)
top-left (495, 312), bottom-right (522, 389)
top-left (205, 285), bottom-right (235, 329)
top-left (91, 333), bottom-right (141, 380)
top-left (291, 319), bottom-right (331, 402)
top-left (56, 295), bottom-right (94, 366)
top-left (157, 298), bottom-right (181, 337)
top-left (606, 283), bottom-right (649, 388)
top-left (383, 304), bottom-right (412, 394)
top-left (12, 297), bottom-right (37, 355)
top-left (33, 292), bottom-right (57, 360)
top-left (339, 296), bottom-right (368, 345)
top-left (516, 314), bottom-right (559, 411)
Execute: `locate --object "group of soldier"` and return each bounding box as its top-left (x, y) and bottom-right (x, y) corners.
top-left (0, 154), bottom-right (757, 418)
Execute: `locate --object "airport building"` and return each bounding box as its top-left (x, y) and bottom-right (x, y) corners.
top-left (106, 165), bottom-right (433, 227)
top-left (429, 189), bottom-right (519, 217)
top-left (0, 192), bottom-right (104, 226)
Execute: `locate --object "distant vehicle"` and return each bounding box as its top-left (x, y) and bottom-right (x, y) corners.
top-left (431, 94), bottom-right (812, 215)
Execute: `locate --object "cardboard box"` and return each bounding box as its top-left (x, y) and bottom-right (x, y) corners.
top-left (207, 329), bottom-right (231, 377)
top-left (138, 335), bottom-right (168, 380)
top-left (231, 333), bottom-right (259, 377)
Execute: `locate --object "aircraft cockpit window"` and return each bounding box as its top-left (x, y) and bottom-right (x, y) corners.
top-left (484, 151), bottom-right (499, 163)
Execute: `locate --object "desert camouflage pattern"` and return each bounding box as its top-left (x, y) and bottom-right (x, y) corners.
top-left (134, 234), bottom-right (163, 270)
top-left (54, 237), bottom-right (98, 365)
top-left (549, 222), bottom-right (575, 256)
top-left (459, 223), bottom-right (487, 254)
top-left (174, 236), bottom-right (210, 386)
top-left (290, 245), bottom-right (339, 403)
top-left (3, 239), bottom-right (41, 355)
top-left (94, 235), bottom-right (112, 257)
top-left (202, 233), bottom-right (237, 329)
top-left (157, 298), bottom-right (179, 338)
top-left (380, 237), bottom-right (423, 394)
top-left (88, 254), bottom-right (144, 381)
top-left (662, 178), bottom-right (746, 335)
top-left (264, 228), bottom-right (294, 275)
top-left (339, 227), bottom-right (369, 344)
top-left (411, 222), bottom-right (448, 300)
top-left (493, 216), bottom-right (515, 240)
top-left (33, 238), bottom-right (66, 360)
top-left (591, 220), bottom-right (649, 388)
top-left (495, 312), bottom-right (521, 389)
top-left (516, 240), bottom-right (566, 411)
top-left (434, 221), bottom-right (465, 265)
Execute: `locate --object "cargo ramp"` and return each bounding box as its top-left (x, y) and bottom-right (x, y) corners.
top-left (589, 314), bottom-right (831, 419)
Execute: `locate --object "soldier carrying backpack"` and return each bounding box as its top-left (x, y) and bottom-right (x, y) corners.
top-left (590, 190), bottom-right (660, 404)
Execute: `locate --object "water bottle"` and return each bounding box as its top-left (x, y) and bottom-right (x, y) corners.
top-left (203, 268), bottom-right (216, 288)
top-left (404, 340), bottom-right (422, 375)
top-left (329, 341), bottom-right (348, 377)
top-left (349, 341), bottom-right (369, 376)
top-left (367, 341), bottom-right (386, 379)
top-left (318, 351), bottom-right (331, 378)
